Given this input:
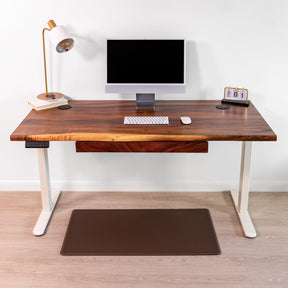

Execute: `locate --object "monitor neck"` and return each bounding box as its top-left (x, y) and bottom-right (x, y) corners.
top-left (136, 94), bottom-right (155, 109)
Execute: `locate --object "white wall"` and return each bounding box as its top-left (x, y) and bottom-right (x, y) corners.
top-left (1, 0), bottom-right (287, 192)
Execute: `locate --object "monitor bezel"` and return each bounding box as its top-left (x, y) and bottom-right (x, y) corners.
top-left (105, 39), bottom-right (186, 94)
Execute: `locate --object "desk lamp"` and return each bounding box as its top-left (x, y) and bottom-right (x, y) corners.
top-left (38, 20), bottom-right (74, 101)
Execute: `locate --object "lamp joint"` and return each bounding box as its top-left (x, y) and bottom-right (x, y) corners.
top-left (47, 20), bottom-right (57, 30)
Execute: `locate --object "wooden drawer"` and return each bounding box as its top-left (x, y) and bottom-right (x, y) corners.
top-left (76, 141), bottom-right (208, 153)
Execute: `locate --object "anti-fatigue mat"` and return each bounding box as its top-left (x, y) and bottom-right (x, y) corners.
top-left (61, 209), bottom-right (221, 255)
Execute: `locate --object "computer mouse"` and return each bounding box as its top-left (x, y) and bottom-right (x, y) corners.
top-left (180, 117), bottom-right (192, 125)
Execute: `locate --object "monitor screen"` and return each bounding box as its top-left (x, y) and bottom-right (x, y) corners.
top-left (106, 39), bottom-right (186, 95)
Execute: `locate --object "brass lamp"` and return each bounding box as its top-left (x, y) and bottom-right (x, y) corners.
top-left (38, 20), bottom-right (74, 101)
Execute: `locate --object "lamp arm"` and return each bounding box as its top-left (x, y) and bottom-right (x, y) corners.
top-left (42, 27), bottom-right (51, 95)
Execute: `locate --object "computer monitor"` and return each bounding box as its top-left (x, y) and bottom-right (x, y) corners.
top-left (106, 39), bottom-right (186, 108)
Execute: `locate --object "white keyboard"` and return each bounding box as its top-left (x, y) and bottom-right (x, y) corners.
top-left (124, 116), bottom-right (169, 125)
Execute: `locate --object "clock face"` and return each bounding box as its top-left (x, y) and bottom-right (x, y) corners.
top-left (225, 88), bottom-right (248, 101)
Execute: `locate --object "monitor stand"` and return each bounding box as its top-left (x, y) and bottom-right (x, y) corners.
top-left (136, 94), bottom-right (155, 109)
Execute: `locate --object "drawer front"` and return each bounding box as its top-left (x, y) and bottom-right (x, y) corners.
top-left (76, 141), bottom-right (208, 153)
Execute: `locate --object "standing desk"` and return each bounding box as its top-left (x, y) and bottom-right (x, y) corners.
top-left (10, 100), bottom-right (277, 238)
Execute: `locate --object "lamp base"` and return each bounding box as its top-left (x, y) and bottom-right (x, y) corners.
top-left (37, 92), bottom-right (64, 102)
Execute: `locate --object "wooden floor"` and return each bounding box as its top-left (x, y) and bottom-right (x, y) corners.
top-left (0, 191), bottom-right (287, 288)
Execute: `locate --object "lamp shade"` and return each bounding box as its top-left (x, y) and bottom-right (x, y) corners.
top-left (49, 25), bottom-right (74, 53)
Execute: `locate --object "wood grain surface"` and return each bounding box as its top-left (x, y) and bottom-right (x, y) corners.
top-left (75, 141), bottom-right (208, 153)
top-left (10, 100), bottom-right (277, 142)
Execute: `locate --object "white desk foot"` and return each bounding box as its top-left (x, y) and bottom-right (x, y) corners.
top-left (230, 190), bottom-right (256, 238)
top-left (33, 190), bottom-right (61, 236)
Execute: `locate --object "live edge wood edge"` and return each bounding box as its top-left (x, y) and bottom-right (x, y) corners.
top-left (75, 141), bottom-right (208, 153)
top-left (10, 101), bottom-right (277, 142)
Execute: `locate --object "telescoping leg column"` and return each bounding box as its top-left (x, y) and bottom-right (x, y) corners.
top-left (231, 141), bottom-right (256, 238)
top-left (33, 148), bottom-right (61, 236)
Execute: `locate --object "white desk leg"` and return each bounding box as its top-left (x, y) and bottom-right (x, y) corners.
top-left (33, 148), bottom-right (61, 236)
top-left (230, 141), bottom-right (257, 238)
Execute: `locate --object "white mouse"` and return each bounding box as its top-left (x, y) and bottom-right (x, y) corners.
top-left (180, 117), bottom-right (192, 125)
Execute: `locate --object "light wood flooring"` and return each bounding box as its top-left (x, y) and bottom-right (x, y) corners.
top-left (0, 191), bottom-right (287, 288)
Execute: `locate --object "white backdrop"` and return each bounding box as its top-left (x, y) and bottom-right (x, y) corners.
top-left (1, 0), bottom-right (287, 191)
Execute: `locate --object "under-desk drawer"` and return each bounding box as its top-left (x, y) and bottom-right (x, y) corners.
top-left (76, 141), bottom-right (208, 153)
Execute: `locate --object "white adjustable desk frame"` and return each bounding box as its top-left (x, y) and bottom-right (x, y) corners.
top-left (10, 100), bottom-right (277, 238)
